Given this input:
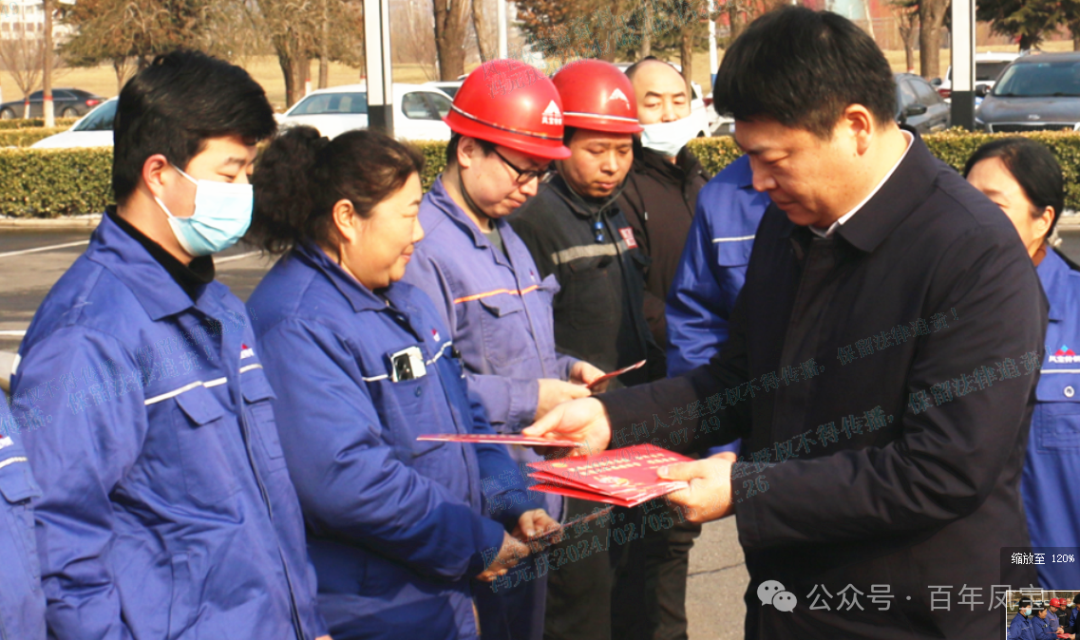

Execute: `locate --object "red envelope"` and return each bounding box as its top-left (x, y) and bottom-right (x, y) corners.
top-left (416, 434), bottom-right (579, 447)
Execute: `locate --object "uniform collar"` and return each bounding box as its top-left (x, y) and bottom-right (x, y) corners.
top-left (295, 241), bottom-right (413, 315)
top-left (832, 129), bottom-right (938, 254)
top-left (87, 211), bottom-right (221, 321)
top-left (547, 172), bottom-right (626, 220)
top-left (428, 175), bottom-right (512, 254)
top-left (1037, 246), bottom-right (1070, 322)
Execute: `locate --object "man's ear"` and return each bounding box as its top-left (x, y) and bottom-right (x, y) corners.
top-left (458, 136), bottom-right (476, 170)
top-left (840, 105), bottom-right (876, 156)
top-left (141, 154), bottom-right (171, 199)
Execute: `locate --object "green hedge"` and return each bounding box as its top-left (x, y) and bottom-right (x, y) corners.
top-left (5, 131), bottom-right (1080, 218)
top-left (0, 147), bottom-right (113, 217)
top-left (0, 118), bottom-right (77, 130)
top-left (0, 127), bottom-right (68, 148)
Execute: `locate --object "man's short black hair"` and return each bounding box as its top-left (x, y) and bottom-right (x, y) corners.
top-left (712, 6), bottom-right (896, 138)
top-left (112, 49), bottom-right (276, 204)
top-left (445, 132), bottom-right (497, 167)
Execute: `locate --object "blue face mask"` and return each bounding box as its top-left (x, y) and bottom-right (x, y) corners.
top-left (154, 164), bottom-right (253, 257)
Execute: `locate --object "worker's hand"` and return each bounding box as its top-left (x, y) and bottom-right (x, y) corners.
top-left (315, 636), bottom-right (333, 640)
top-left (476, 531), bottom-right (530, 582)
top-left (570, 360), bottom-right (608, 392)
top-left (656, 456), bottom-right (736, 524)
top-left (512, 508), bottom-right (561, 542)
top-left (523, 397), bottom-right (611, 456)
top-left (535, 379), bottom-right (591, 421)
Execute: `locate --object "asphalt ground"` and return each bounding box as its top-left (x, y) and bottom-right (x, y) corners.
top-left (4, 225), bottom-right (1080, 639)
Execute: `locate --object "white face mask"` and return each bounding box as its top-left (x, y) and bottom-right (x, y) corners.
top-left (154, 164), bottom-right (254, 257)
top-left (640, 115), bottom-right (700, 158)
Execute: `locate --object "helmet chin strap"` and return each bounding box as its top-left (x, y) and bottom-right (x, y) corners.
top-left (457, 171), bottom-right (495, 226)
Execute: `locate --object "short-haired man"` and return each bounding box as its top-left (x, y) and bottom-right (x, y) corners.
top-left (526, 8), bottom-right (1044, 638)
top-left (11, 51), bottom-right (328, 639)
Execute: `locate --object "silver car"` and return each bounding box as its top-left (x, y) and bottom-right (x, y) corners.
top-left (976, 53), bottom-right (1080, 133)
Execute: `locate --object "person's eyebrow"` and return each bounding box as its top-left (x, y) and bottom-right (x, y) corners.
top-left (219, 156), bottom-right (249, 170)
top-left (976, 187), bottom-right (1008, 198)
top-left (643, 89), bottom-right (687, 100)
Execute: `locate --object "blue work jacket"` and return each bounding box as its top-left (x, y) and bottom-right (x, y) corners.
top-left (1009, 612), bottom-right (1036, 640)
top-left (10, 214), bottom-right (326, 640)
top-left (0, 407), bottom-right (45, 640)
top-left (247, 242), bottom-right (531, 640)
top-left (665, 155), bottom-right (770, 377)
top-left (404, 176), bottom-right (578, 516)
top-left (1025, 247), bottom-right (1080, 589)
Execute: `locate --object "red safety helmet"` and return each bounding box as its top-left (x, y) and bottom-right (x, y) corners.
top-left (1052, 598), bottom-right (1064, 608)
top-left (444, 59), bottom-right (570, 160)
top-left (551, 59), bottom-right (643, 134)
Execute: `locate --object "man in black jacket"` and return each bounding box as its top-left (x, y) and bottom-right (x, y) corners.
top-left (612, 57), bottom-right (712, 640)
top-left (510, 59), bottom-right (663, 640)
top-left (617, 58), bottom-right (710, 349)
top-left (525, 8), bottom-right (1044, 639)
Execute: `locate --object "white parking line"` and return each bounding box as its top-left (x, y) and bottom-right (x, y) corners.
top-left (0, 240), bottom-right (90, 259)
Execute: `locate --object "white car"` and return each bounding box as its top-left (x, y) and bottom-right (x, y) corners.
top-left (279, 83), bottom-right (454, 141)
top-left (934, 52), bottom-right (1022, 102)
top-left (30, 98), bottom-right (117, 149)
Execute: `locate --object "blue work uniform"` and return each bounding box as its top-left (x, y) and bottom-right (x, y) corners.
top-left (402, 176), bottom-right (574, 640)
top-left (664, 155), bottom-right (770, 455)
top-left (10, 214), bottom-right (326, 640)
top-left (0, 404), bottom-right (45, 640)
top-left (247, 242), bottom-right (534, 640)
top-left (1024, 247), bottom-right (1080, 589)
top-left (1009, 612), bottom-right (1036, 640)
top-left (1033, 614), bottom-right (1058, 640)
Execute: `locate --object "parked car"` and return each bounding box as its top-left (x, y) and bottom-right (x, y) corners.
top-left (425, 80), bottom-right (463, 99)
top-left (0, 88), bottom-right (106, 120)
top-left (30, 98), bottom-right (117, 149)
top-left (975, 53), bottom-right (1080, 133)
top-left (895, 73), bottom-right (950, 134)
top-left (611, 62), bottom-right (710, 137)
top-left (933, 52), bottom-right (1021, 101)
top-left (278, 83), bottom-right (454, 141)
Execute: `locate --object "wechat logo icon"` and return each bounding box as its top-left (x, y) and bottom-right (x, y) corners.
top-left (758, 580), bottom-right (798, 613)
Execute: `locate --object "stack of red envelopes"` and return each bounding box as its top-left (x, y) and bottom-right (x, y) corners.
top-left (527, 444), bottom-right (691, 508)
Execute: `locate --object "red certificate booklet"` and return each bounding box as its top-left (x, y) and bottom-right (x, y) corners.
top-left (526, 444), bottom-right (690, 508)
top-left (416, 434), bottom-right (579, 447)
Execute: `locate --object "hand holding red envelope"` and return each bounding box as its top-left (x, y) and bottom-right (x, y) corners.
top-left (526, 444), bottom-right (691, 508)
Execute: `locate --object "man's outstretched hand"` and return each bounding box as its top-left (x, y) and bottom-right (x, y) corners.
top-left (657, 454), bottom-right (737, 524)
top-left (522, 397), bottom-right (612, 456)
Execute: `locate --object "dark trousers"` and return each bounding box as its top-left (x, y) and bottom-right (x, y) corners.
top-left (611, 506), bottom-right (702, 640)
top-left (543, 497), bottom-right (616, 640)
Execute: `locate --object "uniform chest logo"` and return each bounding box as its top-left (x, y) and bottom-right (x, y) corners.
top-left (240, 343), bottom-right (256, 360)
top-left (619, 227), bottom-right (638, 249)
top-left (0, 436), bottom-right (12, 451)
top-left (1050, 345), bottom-right (1075, 363)
top-left (432, 328), bottom-right (441, 342)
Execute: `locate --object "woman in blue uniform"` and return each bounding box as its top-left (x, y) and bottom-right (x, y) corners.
top-left (966, 137), bottom-right (1080, 590)
top-left (246, 126), bottom-right (556, 640)
top-left (0, 402), bottom-right (45, 640)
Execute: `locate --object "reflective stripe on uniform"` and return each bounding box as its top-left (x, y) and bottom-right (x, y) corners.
top-left (550, 240), bottom-right (630, 266)
top-left (453, 285), bottom-right (540, 305)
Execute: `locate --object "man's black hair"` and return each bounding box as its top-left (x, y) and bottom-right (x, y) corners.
top-left (964, 137), bottom-right (1066, 237)
top-left (445, 132), bottom-right (497, 167)
top-left (712, 6), bottom-right (896, 139)
top-left (112, 49), bottom-right (277, 204)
